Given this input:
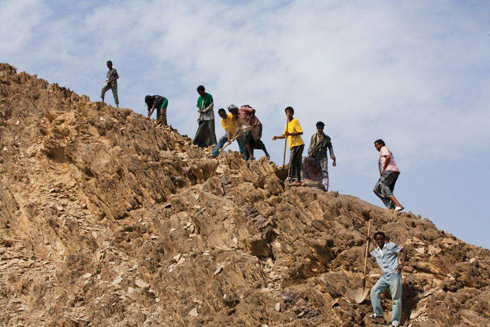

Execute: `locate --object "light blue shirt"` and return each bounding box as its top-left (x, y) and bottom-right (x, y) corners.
top-left (370, 242), bottom-right (402, 274)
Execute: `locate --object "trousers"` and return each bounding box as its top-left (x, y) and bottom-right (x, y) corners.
top-left (101, 83), bottom-right (119, 105)
top-left (370, 273), bottom-right (402, 325)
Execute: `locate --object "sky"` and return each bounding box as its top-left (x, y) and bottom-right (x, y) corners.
top-left (1, 0), bottom-right (489, 248)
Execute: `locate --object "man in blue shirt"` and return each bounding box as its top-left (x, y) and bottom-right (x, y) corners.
top-left (368, 231), bottom-right (407, 327)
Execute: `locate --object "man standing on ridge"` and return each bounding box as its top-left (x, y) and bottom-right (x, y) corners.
top-left (272, 106), bottom-right (305, 186)
top-left (145, 95), bottom-right (168, 125)
top-left (234, 104), bottom-right (270, 160)
top-left (101, 60), bottom-right (119, 108)
top-left (367, 231), bottom-right (407, 327)
top-left (373, 139), bottom-right (404, 211)
top-left (212, 108), bottom-right (237, 157)
top-left (194, 85), bottom-right (217, 147)
top-left (307, 121), bottom-right (336, 191)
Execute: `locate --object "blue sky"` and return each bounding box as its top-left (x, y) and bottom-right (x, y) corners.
top-left (1, 0), bottom-right (489, 248)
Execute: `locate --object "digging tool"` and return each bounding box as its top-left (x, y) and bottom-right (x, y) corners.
top-left (282, 116), bottom-right (288, 167)
top-left (218, 126), bottom-right (253, 154)
top-left (354, 219), bottom-right (371, 303)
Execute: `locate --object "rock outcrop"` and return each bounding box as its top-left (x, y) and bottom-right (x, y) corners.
top-left (0, 64), bottom-right (488, 326)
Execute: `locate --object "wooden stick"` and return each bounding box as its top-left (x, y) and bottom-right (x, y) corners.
top-left (283, 116), bottom-right (288, 167)
top-left (361, 219), bottom-right (372, 287)
top-left (218, 126), bottom-right (253, 154)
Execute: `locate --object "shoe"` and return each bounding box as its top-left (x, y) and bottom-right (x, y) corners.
top-left (390, 323), bottom-right (400, 327)
top-left (367, 313), bottom-right (382, 319)
top-left (266, 154), bottom-right (270, 160)
top-left (394, 206), bottom-right (404, 212)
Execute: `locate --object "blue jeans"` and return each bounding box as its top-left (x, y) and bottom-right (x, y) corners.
top-left (212, 135), bottom-right (229, 157)
top-left (212, 134), bottom-right (247, 158)
top-left (370, 273), bottom-right (402, 325)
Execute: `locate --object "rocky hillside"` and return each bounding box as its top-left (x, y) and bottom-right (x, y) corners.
top-left (0, 63), bottom-right (488, 327)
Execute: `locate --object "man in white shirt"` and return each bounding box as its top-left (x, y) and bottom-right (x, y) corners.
top-left (367, 231), bottom-right (407, 327)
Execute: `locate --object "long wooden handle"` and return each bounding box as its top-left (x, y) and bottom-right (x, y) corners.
top-left (362, 219), bottom-right (371, 286)
top-left (218, 126), bottom-right (253, 154)
top-left (282, 117), bottom-right (288, 166)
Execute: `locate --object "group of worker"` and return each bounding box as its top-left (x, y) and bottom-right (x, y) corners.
top-left (100, 61), bottom-right (406, 327)
top-left (100, 61), bottom-right (403, 206)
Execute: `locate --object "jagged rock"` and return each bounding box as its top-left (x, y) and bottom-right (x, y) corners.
top-left (0, 64), bottom-right (488, 326)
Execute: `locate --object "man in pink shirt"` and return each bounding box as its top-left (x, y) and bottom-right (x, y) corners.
top-left (373, 139), bottom-right (404, 212)
top-left (233, 105), bottom-right (270, 160)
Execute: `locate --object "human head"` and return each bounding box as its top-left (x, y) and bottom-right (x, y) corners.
top-left (228, 104), bottom-right (239, 116)
top-left (197, 85), bottom-right (205, 96)
top-left (316, 121), bottom-right (325, 133)
top-left (373, 231), bottom-right (386, 247)
top-left (285, 106), bottom-right (294, 118)
top-left (218, 108), bottom-right (227, 119)
top-left (107, 61), bottom-right (113, 69)
top-left (374, 139), bottom-right (385, 151)
top-left (144, 95), bottom-right (153, 108)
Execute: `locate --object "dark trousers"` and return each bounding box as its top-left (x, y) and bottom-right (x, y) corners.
top-left (373, 170), bottom-right (400, 209)
top-left (193, 120), bottom-right (217, 147)
top-left (289, 144), bottom-right (304, 182)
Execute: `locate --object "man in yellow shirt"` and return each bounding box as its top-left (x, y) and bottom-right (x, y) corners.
top-left (212, 108), bottom-right (237, 157)
top-left (272, 106), bottom-right (305, 186)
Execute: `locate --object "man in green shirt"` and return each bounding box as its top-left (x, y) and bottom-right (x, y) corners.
top-left (145, 95), bottom-right (168, 125)
top-left (193, 85), bottom-right (217, 147)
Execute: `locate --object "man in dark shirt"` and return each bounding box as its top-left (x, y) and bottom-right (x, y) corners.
top-left (307, 121), bottom-right (336, 191)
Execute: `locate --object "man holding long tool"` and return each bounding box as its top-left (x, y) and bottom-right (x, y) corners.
top-left (367, 231), bottom-right (407, 327)
top-left (213, 108), bottom-right (238, 157)
top-left (234, 104), bottom-right (270, 160)
top-left (272, 106), bottom-right (305, 186)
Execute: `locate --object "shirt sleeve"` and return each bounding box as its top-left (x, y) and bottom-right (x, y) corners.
top-left (221, 119), bottom-right (226, 131)
top-left (380, 146), bottom-right (390, 157)
top-left (370, 249), bottom-right (377, 258)
top-left (283, 122), bottom-right (288, 135)
top-left (294, 119), bottom-right (303, 133)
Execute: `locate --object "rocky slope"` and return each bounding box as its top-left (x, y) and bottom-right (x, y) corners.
top-left (0, 63), bottom-right (488, 327)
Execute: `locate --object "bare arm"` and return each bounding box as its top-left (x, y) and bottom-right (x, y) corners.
top-left (200, 101), bottom-right (214, 113)
top-left (272, 134), bottom-right (286, 140)
top-left (226, 130), bottom-right (233, 142)
top-left (396, 247), bottom-right (408, 272)
top-left (329, 142), bottom-right (336, 166)
top-left (381, 154), bottom-right (391, 173)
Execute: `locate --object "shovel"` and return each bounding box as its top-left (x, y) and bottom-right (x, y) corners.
top-left (354, 219), bottom-right (371, 303)
top-left (218, 126), bottom-right (253, 154)
top-left (282, 116), bottom-right (288, 167)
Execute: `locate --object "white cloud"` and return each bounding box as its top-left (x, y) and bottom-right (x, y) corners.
top-left (0, 0), bottom-right (49, 56)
